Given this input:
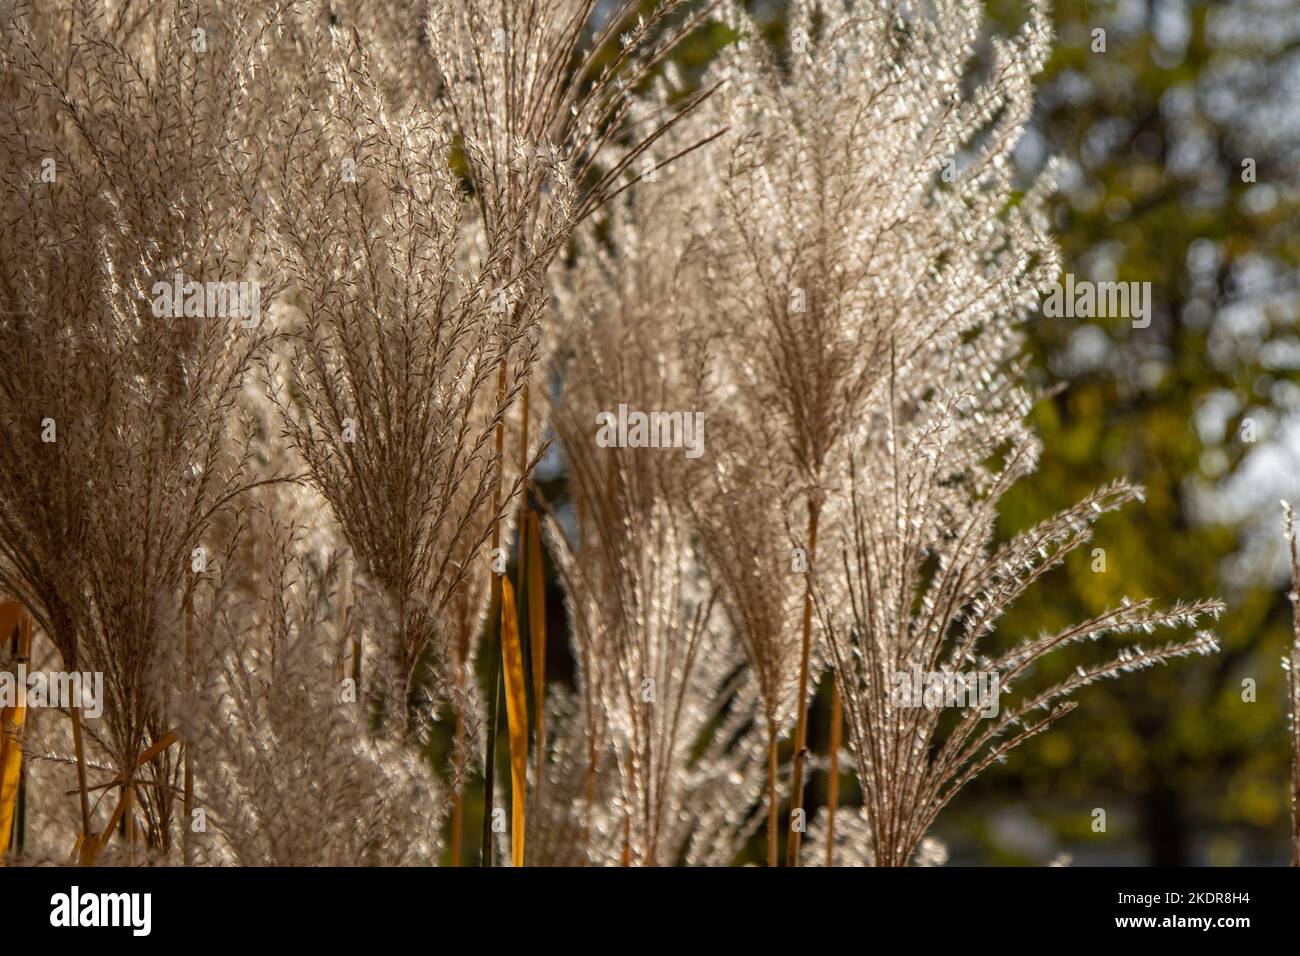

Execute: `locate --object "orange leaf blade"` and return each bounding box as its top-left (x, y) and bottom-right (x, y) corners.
top-left (0, 602), bottom-right (31, 858)
top-left (500, 580), bottom-right (529, 867)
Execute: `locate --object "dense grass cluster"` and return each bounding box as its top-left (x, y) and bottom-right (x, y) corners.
top-left (0, 0), bottom-right (1242, 867)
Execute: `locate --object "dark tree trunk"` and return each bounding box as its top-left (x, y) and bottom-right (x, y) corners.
top-left (1139, 778), bottom-right (1190, 866)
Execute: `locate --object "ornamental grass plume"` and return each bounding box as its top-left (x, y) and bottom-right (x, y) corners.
top-left (0, 0), bottom-right (290, 860)
top-left (542, 48), bottom-right (814, 866)
top-left (816, 337), bottom-right (1223, 867)
top-left (688, 459), bottom-right (806, 866)
top-left (425, 0), bottom-right (724, 239)
top-left (545, 184), bottom-right (766, 865)
top-left (629, 0), bottom-right (1225, 867)
top-left (173, 511), bottom-right (444, 866)
top-left (675, 0), bottom-right (1069, 862)
top-left (424, 0), bottom-right (725, 863)
top-left (262, 19), bottom-right (538, 734)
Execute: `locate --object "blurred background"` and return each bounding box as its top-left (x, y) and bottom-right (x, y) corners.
top-left (966, 0), bottom-right (1300, 867)
top-left (444, 0), bottom-right (1300, 865)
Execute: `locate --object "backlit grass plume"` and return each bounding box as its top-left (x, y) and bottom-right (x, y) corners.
top-left (546, 189), bottom-right (763, 864)
top-left (816, 337), bottom-right (1223, 867)
top-left (672, 0), bottom-right (1066, 862)
top-left (0, 0), bottom-right (1243, 870)
top-left (263, 21), bottom-right (539, 735)
top-left (0, 0), bottom-right (290, 860)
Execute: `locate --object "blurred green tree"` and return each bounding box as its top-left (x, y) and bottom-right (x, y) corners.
top-left (973, 0), bottom-right (1300, 865)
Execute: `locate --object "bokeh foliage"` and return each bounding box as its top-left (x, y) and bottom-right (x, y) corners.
top-left (965, 0), bottom-right (1300, 865)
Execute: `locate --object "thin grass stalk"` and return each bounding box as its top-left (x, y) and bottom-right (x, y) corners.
top-left (582, 741), bottom-right (596, 865)
top-left (451, 709), bottom-right (465, 866)
top-left (183, 585), bottom-right (194, 866)
top-left (123, 772), bottom-right (135, 865)
top-left (481, 357), bottom-right (510, 866)
top-left (826, 679), bottom-right (841, 867)
top-left (1292, 626), bottom-right (1300, 867)
top-left (69, 703), bottom-right (92, 854)
top-left (515, 382), bottom-right (531, 822)
top-left (786, 499), bottom-right (820, 866)
top-left (482, 597), bottom-right (504, 866)
top-left (766, 716), bottom-right (778, 866)
top-left (1290, 640), bottom-right (1299, 868)
top-left (183, 743), bottom-right (193, 864)
top-left (1284, 502), bottom-right (1300, 866)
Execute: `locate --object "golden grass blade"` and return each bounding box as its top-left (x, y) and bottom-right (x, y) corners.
top-left (77, 788), bottom-right (129, 866)
top-left (0, 601), bottom-right (31, 858)
top-left (0, 741), bottom-right (17, 858)
top-left (135, 731), bottom-right (180, 769)
top-left (500, 579), bottom-right (529, 867)
top-left (72, 730), bottom-right (179, 864)
top-left (183, 588), bottom-right (195, 866)
top-left (526, 510), bottom-right (547, 804)
top-left (64, 730), bottom-right (179, 795)
top-left (0, 601), bottom-right (22, 643)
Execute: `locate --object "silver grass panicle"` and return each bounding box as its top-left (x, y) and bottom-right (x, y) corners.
top-left (525, 664), bottom-right (769, 867)
top-left (675, 680), bottom-right (772, 866)
top-left (543, 187), bottom-right (765, 864)
top-left (422, 0), bottom-right (723, 496)
top-left (425, 0), bottom-right (723, 238)
top-left (310, 0), bottom-right (442, 110)
top-left (0, 0), bottom-right (291, 855)
top-left (688, 459), bottom-right (806, 865)
top-left (524, 683), bottom-right (765, 866)
top-left (624, 676), bottom-right (770, 867)
top-left (542, 33), bottom-right (819, 866)
top-left (520, 690), bottom-right (594, 866)
top-left (817, 328), bottom-right (1223, 866)
top-left (681, 0), bottom-right (1062, 862)
top-left (425, 1), bottom-right (723, 861)
top-left (541, 414), bottom-right (749, 866)
top-left (263, 24), bottom-right (543, 732)
top-left (422, 0), bottom-right (726, 543)
top-left (800, 806), bottom-right (948, 867)
top-left (1282, 501), bottom-right (1300, 866)
top-left (173, 513), bottom-right (443, 866)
